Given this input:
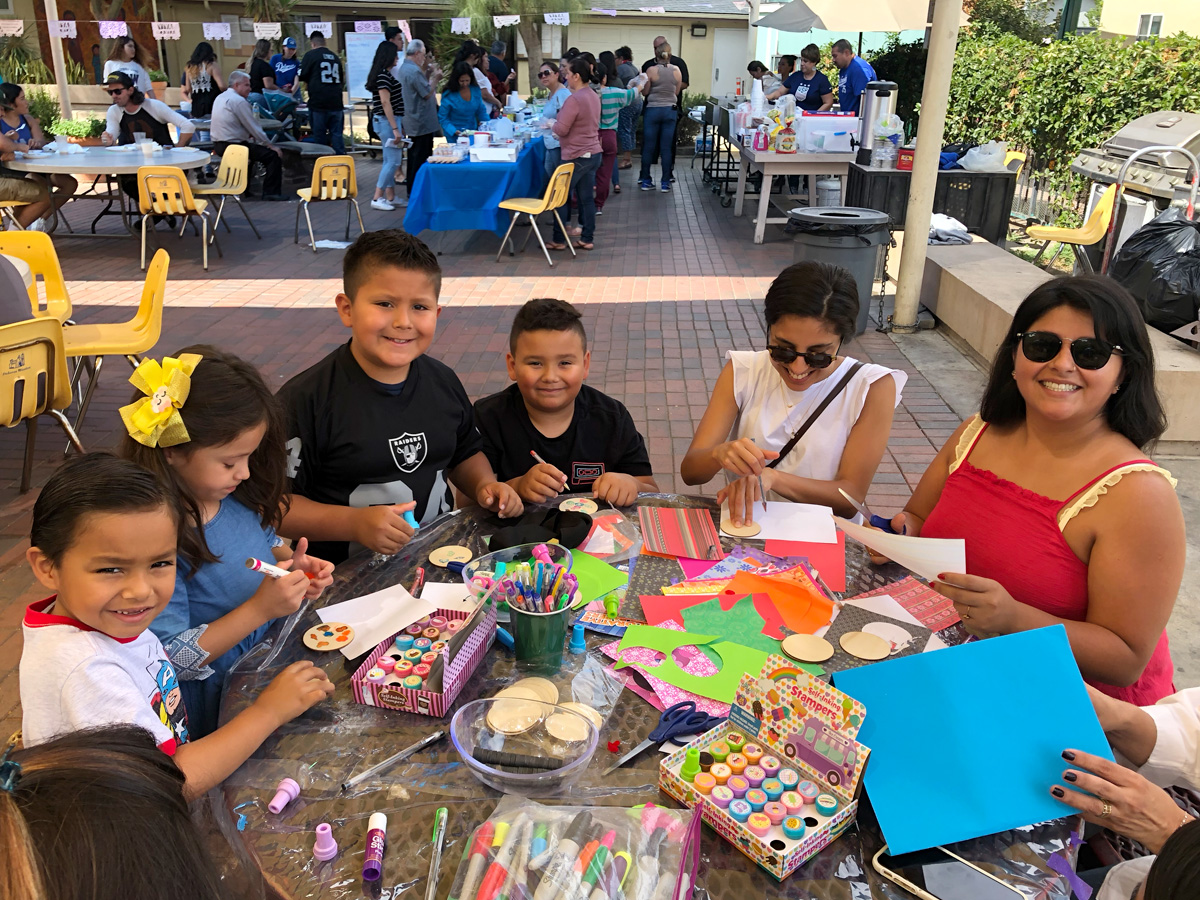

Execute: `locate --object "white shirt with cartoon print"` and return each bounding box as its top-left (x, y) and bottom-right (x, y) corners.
top-left (20, 597), bottom-right (191, 753)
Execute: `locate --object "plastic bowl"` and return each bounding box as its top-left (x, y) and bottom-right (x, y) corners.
top-left (450, 698), bottom-right (598, 794)
top-left (462, 541), bottom-right (574, 605)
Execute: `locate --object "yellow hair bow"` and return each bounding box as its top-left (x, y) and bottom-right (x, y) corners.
top-left (118, 353), bottom-right (203, 448)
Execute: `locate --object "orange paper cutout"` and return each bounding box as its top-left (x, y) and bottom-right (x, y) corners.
top-left (722, 569), bottom-right (834, 635)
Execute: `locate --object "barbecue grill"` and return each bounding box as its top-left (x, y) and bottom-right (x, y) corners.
top-left (1071, 111), bottom-right (1200, 201)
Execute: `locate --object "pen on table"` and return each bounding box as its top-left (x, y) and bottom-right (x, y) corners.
top-left (341, 730), bottom-right (446, 792)
top-left (747, 438), bottom-right (768, 513)
top-left (410, 565), bottom-right (426, 599)
top-left (425, 807), bottom-right (449, 900)
top-left (246, 557), bottom-right (316, 580)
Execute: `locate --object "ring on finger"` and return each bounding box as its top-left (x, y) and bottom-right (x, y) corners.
top-left (961, 609), bottom-right (972, 619)
top-left (1099, 799), bottom-right (1112, 819)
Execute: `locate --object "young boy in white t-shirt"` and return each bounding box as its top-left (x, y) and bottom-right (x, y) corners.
top-left (19, 453), bottom-right (335, 798)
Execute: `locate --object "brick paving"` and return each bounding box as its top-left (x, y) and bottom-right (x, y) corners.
top-left (0, 156), bottom-right (963, 752)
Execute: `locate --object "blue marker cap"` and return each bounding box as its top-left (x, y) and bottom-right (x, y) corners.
top-left (495, 627), bottom-right (515, 651)
top-left (402, 509), bottom-right (419, 530)
top-left (569, 623), bottom-right (586, 654)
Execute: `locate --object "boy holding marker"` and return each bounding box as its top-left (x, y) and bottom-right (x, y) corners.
top-left (474, 298), bottom-right (657, 507)
top-left (278, 230), bottom-right (522, 564)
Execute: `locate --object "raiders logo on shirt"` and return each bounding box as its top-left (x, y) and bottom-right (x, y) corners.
top-left (389, 432), bottom-right (428, 472)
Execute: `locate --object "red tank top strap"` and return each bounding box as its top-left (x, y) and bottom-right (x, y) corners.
top-left (1061, 459), bottom-right (1157, 508)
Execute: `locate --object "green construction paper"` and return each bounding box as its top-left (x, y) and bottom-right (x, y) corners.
top-left (615, 624), bottom-right (769, 703)
top-left (681, 595), bottom-right (824, 676)
top-left (570, 549), bottom-right (628, 606)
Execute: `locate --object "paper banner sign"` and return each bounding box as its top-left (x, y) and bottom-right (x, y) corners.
top-left (48, 19), bottom-right (76, 38)
top-left (307, 22), bottom-right (333, 38)
top-left (397, 19), bottom-right (412, 42)
top-left (152, 21), bottom-right (180, 40)
top-left (99, 20), bottom-right (127, 39)
top-left (253, 22), bottom-right (281, 39)
top-left (355, 20), bottom-right (382, 33)
top-left (544, 12), bottom-right (570, 25)
top-left (0, 21), bottom-right (23, 37)
top-left (639, 6), bottom-right (667, 12)
top-left (592, 7), bottom-right (618, 14)
top-left (203, 22), bottom-right (232, 41)
top-left (493, 14), bottom-right (520, 26)
top-left (451, 17), bottom-right (472, 34)
top-left (732, 0), bottom-right (748, 7)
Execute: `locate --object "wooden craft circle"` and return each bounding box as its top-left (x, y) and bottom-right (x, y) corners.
top-left (428, 545), bottom-right (473, 568)
top-left (303, 622), bottom-right (354, 651)
top-left (487, 697), bottom-right (550, 735)
top-left (720, 513), bottom-right (762, 537)
top-left (781, 633), bottom-right (834, 663)
top-left (839, 631), bottom-right (892, 661)
top-left (559, 701), bottom-right (603, 729)
top-left (494, 685), bottom-right (543, 702)
top-left (559, 497), bottom-right (598, 514)
top-left (545, 711), bottom-right (591, 742)
top-left (509, 677), bottom-right (559, 704)
top-left (862, 621), bottom-right (911, 651)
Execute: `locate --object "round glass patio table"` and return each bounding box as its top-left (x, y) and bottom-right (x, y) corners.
top-left (6, 145), bottom-right (211, 235)
top-left (216, 494), bottom-right (1079, 900)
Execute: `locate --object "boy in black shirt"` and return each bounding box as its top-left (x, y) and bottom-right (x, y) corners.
top-left (474, 298), bottom-right (657, 507)
top-left (278, 231), bottom-right (521, 564)
top-left (298, 32), bottom-right (346, 154)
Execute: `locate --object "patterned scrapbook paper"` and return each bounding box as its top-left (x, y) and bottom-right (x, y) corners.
top-left (637, 506), bottom-right (723, 560)
top-left (620, 553), bottom-right (686, 620)
top-left (600, 620), bottom-right (731, 717)
top-left (851, 576), bottom-right (962, 631)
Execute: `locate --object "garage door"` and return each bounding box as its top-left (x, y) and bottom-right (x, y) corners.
top-left (566, 24), bottom-right (682, 67)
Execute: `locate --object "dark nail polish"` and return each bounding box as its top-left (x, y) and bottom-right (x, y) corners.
top-left (1062, 750), bottom-right (1076, 761)
top-left (1052, 787), bottom-right (1065, 798)
top-left (1064, 772), bottom-right (1077, 783)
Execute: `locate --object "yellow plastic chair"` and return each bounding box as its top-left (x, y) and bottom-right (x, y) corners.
top-left (294, 155), bottom-right (364, 252)
top-left (137, 165), bottom-right (219, 271)
top-left (194, 144), bottom-right (262, 244)
top-left (0, 232), bottom-right (72, 323)
top-left (0, 200), bottom-right (32, 230)
top-left (1004, 150), bottom-right (1027, 179)
top-left (62, 249), bottom-right (170, 434)
top-left (495, 163), bottom-right (577, 268)
top-left (0, 317), bottom-right (85, 492)
top-left (1027, 184), bottom-right (1117, 274)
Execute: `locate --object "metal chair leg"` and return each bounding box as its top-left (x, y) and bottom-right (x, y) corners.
top-left (519, 215), bottom-right (538, 253)
top-left (352, 199), bottom-right (365, 236)
top-left (201, 216), bottom-right (208, 270)
top-left (21, 417), bottom-right (36, 493)
top-left (294, 201), bottom-right (302, 244)
top-left (1074, 245), bottom-right (1094, 274)
top-left (72, 354), bottom-right (104, 433)
top-left (233, 196), bottom-right (262, 239)
top-left (125, 355), bottom-right (141, 368)
top-left (48, 410), bottom-right (85, 456)
top-left (140, 214), bottom-right (149, 270)
top-left (529, 214), bottom-right (554, 268)
top-left (304, 203), bottom-right (317, 252)
top-left (1041, 243), bottom-right (1065, 271)
top-left (206, 212), bottom-right (223, 259)
top-left (552, 211), bottom-right (577, 258)
top-left (496, 213), bottom-right (519, 262)
top-left (344, 198), bottom-right (352, 240)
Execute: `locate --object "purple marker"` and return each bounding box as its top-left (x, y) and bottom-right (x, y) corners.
top-left (363, 812), bottom-right (387, 881)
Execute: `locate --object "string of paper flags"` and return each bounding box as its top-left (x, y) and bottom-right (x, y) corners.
top-left (0, 4), bottom-right (742, 43)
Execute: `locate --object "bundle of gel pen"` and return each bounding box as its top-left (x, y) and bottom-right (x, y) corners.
top-left (446, 795), bottom-right (701, 900)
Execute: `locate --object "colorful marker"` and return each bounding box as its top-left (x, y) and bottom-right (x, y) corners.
top-left (451, 820), bottom-right (494, 900)
top-left (533, 813), bottom-right (593, 900)
top-left (245, 557), bottom-right (315, 580)
top-left (477, 816), bottom-right (525, 900)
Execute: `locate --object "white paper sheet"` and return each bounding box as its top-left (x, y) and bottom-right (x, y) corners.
top-left (317, 584), bottom-right (437, 659)
top-left (835, 517), bottom-right (966, 584)
top-left (419, 581), bottom-right (479, 613)
top-left (720, 501), bottom-right (837, 543)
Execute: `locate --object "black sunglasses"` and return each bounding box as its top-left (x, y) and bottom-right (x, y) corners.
top-left (539, 69), bottom-right (553, 76)
top-left (106, 88), bottom-right (126, 96)
top-left (766, 344), bottom-right (837, 369)
top-left (1016, 331), bottom-right (1124, 370)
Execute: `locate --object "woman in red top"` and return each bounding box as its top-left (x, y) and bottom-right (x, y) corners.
top-left (881, 276), bottom-right (1183, 704)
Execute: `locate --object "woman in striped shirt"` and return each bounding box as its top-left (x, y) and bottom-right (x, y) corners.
top-left (595, 63), bottom-right (639, 214)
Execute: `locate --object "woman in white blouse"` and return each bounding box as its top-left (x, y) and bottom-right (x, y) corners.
top-left (103, 36), bottom-right (156, 100)
top-left (682, 261), bottom-right (906, 527)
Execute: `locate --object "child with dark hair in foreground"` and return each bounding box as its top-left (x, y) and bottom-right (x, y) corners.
top-left (474, 297), bottom-right (657, 506)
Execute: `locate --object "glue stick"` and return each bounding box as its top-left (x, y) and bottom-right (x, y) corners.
top-left (362, 812), bottom-right (387, 881)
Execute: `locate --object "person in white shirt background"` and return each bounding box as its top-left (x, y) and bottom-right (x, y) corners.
top-left (103, 36), bottom-right (156, 101)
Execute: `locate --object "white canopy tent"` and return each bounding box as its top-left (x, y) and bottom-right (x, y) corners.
top-left (752, 0), bottom-right (967, 331)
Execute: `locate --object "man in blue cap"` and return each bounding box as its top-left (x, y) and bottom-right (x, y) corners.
top-left (271, 37), bottom-right (301, 98)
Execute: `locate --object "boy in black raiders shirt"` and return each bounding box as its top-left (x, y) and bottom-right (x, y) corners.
top-left (278, 230), bottom-right (522, 563)
top-left (474, 298), bottom-right (657, 507)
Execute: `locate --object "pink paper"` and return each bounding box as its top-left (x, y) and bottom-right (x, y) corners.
top-left (677, 557), bottom-right (721, 580)
top-left (600, 621), bottom-right (731, 718)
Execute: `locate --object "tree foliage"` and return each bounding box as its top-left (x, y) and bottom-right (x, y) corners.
top-left (963, 0), bottom-right (1057, 42)
top-left (454, 0), bottom-right (582, 86)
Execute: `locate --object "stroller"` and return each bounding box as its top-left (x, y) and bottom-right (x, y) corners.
top-left (256, 90), bottom-right (302, 141)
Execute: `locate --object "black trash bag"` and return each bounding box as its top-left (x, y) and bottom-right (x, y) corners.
top-left (485, 508), bottom-right (593, 552)
top-left (1110, 207), bottom-right (1200, 332)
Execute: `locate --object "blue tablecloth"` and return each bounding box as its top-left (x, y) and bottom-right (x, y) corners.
top-left (404, 138), bottom-right (547, 238)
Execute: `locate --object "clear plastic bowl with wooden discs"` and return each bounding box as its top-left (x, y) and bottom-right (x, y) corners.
top-left (450, 698), bottom-right (599, 794)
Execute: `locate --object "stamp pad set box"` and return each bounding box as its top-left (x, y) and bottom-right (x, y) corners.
top-left (350, 601), bottom-right (496, 717)
top-left (658, 655), bottom-right (870, 880)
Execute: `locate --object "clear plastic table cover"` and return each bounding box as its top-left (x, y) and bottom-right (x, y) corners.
top-left (214, 494), bottom-right (1079, 900)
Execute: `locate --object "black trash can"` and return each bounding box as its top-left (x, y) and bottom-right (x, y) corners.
top-left (788, 207), bottom-right (891, 334)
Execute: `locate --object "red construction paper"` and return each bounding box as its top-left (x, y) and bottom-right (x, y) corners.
top-left (640, 593), bottom-right (718, 627)
top-left (765, 532), bottom-right (847, 592)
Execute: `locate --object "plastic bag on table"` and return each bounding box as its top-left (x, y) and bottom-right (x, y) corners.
top-left (445, 795), bottom-right (701, 900)
top-left (959, 140), bottom-right (1009, 172)
top-left (775, 93), bottom-right (796, 123)
top-left (873, 112), bottom-right (903, 139)
top-left (1110, 207), bottom-right (1200, 332)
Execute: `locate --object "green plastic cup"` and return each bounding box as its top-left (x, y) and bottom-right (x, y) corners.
top-left (509, 604), bottom-right (571, 671)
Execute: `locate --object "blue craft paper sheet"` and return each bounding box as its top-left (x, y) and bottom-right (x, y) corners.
top-left (832, 625), bottom-right (1114, 856)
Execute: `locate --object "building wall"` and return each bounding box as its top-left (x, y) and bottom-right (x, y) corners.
top-left (1101, 0), bottom-right (1200, 38)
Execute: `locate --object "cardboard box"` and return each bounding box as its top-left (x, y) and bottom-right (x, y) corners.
top-left (351, 603), bottom-right (495, 717)
top-left (469, 146), bottom-right (518, 163)
top-left (659, 655), bottom-right (869, 880)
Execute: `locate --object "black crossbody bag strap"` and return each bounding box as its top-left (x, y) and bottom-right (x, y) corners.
top-left (766, 362), bottom-right (865, 469)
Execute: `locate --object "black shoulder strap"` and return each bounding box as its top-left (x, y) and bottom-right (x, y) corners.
top-left (767, 362), bottom-right (865, 469)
